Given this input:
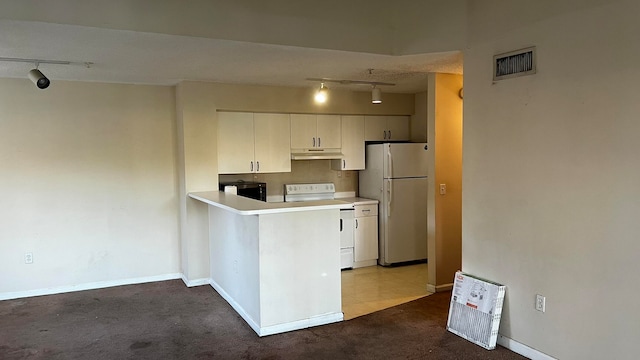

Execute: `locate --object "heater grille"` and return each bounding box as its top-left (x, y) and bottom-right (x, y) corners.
top-left (447, 272), bottom-right (506, 350)
top-left (493, 47), bottom-right (536, 81)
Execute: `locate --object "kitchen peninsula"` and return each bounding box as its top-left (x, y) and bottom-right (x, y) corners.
top-left (188, 191), bottom-right (352, 336)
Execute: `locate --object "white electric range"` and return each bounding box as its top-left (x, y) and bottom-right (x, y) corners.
top-left (284, 183), bottom-right (378, 270)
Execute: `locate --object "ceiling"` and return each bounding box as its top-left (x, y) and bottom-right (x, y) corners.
top-left (0, 19), bottom-right (463, 94)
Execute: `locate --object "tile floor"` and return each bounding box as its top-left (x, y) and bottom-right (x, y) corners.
top-left (341, 263), bottom-right (431, 320)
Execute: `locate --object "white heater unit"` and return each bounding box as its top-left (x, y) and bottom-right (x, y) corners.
top-left (446, 271), bottom-right (506, 350)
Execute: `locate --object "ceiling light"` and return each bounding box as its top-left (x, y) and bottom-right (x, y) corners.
top-left (314, 83), bottom-right (328, 104)
top-left (372, 86), bottom-right (382, 104)
top-left (28, 69), bottom-right (50, 89)
top-left (0, 56), bottom-right (93, 90)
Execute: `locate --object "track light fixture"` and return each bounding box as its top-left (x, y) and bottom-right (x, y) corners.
top-left (307, 76), bottom-right (394, 104)
top-left (0, 56), bottom-right (93, 90)
top-left (314, 83), bottom-right (329, 104)
top-left (372, 86), bottom-right (382, 104)
top-left (28, 68), bottom-right (50, 89)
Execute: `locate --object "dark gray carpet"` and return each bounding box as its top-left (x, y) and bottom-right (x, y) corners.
top-left (0, 280), bottom-right (526, 359)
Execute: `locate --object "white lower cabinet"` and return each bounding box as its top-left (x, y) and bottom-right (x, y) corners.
top-left (353, 204), bottom-right (378, 268)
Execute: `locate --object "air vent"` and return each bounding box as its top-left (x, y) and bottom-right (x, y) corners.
top-left (493, 46), bottom-right (536, 81)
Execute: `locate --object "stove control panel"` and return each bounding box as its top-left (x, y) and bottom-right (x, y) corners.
top-left (284, 183), bottom-right (335, 195)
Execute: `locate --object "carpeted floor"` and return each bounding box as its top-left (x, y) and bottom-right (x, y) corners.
top-left (0, 280), bottom-right (526, 359)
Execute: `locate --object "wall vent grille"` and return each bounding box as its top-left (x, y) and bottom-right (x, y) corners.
top-left (493, 47), bottom-right (536, 81)
top-left (447, 272), bottom-right (506, 350)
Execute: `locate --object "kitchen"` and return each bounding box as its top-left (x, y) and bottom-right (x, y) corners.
top-left (189, 103), bottom-right (435, 334)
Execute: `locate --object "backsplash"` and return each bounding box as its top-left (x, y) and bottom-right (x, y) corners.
top-left (219, 160), bottom-right (358, 197)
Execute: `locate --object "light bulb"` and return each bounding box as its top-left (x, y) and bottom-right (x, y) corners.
top-left (314, 83), bottom-right (328, 103)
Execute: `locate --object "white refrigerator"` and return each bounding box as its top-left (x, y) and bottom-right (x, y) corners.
top-left (359, 143), bottom-right (428, 266)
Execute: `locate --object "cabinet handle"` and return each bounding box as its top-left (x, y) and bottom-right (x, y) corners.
top-left (356, 219), bottom-right (358, 229)
top-left (250, 161), bottom-right (254, 172)
top-left (389, 130), bottom-right (392, 139)
top-left (318, 137), bottom-right (321, 147)
top-left (362, 209), bottom-right (371, 213)
top-left (383, 130), bottom-right (387, 139)
top-left (340, 219), bottom-right (343, 231)
top-left (343, 159), bottom-right (346, 169)
top-left (313, 137), bottom-right (316, 147)
top-left (256, 161), bottom-right (260, 172)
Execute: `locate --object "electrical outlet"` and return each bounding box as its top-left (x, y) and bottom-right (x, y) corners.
top-left (535, 294), bottom-right (546, 312)
top-left (25, 252), bottom-right (33, 264)
top-left (439, 184), bottom-right (447, 195)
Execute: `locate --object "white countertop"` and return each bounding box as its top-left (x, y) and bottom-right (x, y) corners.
top-left (189, 191), bottom-right (353, 215)
top-left (335, 196), bottom-right (379, 206)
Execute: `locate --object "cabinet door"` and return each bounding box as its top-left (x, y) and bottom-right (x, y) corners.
top-left (290, 114), bottom-right (317, 149)
top-left (386, 116), bottom-right (410, 141)
top-left (254, 113), bottom-right (291, 173)
top-left (316, 115), bottom-right (341, 149)
top-left (217, 112), bottom-right (255, 174)
top-left (354, 215), bottom-right (378, 262)
top-left (364, 116), bottom-right (387, 141)
top-left (332, 115), bottom-right (364, 170)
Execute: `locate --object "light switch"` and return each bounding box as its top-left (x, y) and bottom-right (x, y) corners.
top-left (439, 184), bottom-right (447, 195)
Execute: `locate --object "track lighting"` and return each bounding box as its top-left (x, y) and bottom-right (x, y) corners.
top-left (307, 76), bottom-right (394, 105)
top-left (0, 56), bottom-right (93, 90)
top-left (372, 86), bottom-right (382, 104)
top-left (28, 69), bottom-right (50, 89)
top-left (314, 83), bottom-right (329, 104)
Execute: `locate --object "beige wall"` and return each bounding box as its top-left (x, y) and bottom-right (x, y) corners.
top-left (0, 79), bottom-right (180, 295)
top-left (464, 1), bottom-right (639, 358)
top-left (426, 73), bottom-right (463, 291)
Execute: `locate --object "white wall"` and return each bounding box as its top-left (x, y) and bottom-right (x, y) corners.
top-left (0, 79), bottom-right (180, 296)
top-left (464, 1), bottom-right (640, 358)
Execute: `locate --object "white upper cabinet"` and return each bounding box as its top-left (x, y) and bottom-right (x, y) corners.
top-left (291, 114), bottom-right (341, 150)
top-left (218, 112), bottom-right (291, 174)
top-left (253, 113), bottom-right (291, 173)
top-left (217, 112), bottom-right (256, 174)
top-left (364, 115), bottom-right (410, 141)
top-left (331, 115), bottom-right (365, 171)
top-left (316, 115), bottom-right (341, 149)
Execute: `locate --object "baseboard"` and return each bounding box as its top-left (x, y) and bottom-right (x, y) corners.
top-left (208, 279), bottom-right (262, 335)
top-left (259, 312), bottom-right (343, 337)
top-left (497, 334), bottom-right (557, 360)
top-left (0, 273), bottom-right (183, 301)
top-left (180, 275), bottom-right (210, 288)
top-left (352, 259), bottom-right (377, 269)
top-left (426, 282), bottom-right (454, 293)
top-left (208, 279), bottom-right (343, 337)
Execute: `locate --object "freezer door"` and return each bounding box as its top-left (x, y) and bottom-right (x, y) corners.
top-left (383, 143), bottom-right (428, 179)
top-left (379, 177), bottom-right (427, 265)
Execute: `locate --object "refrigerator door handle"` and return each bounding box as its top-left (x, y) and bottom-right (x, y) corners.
top-left (387, 179), bottom-right (393, 216)
top-left (387, 149), bottom-right (393, 178)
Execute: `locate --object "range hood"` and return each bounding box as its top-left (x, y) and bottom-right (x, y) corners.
top-left (290, 148), bottom-right (344, 160)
